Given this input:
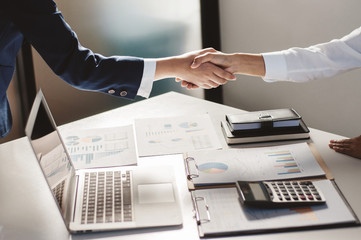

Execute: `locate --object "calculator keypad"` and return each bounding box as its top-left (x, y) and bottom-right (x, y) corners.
top-left (264, 181), bottom-right (325, 204)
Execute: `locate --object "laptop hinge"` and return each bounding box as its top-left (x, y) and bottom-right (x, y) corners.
top-left (72, 175), bottom-right (80, 222)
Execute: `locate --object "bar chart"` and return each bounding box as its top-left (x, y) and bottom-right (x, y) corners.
top-left (265, 150), bottom-right (302, 175)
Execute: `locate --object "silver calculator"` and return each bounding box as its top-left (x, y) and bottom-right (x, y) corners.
top-left (236, 180), bottom-right (326, 208)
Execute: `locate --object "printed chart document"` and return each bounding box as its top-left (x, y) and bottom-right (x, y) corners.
top-left (185, 143), bottom-right (326, 186)
top-left (191, 180), bottom-right (359, 237)
top-left (40, 144), bottom-right (71, 188)
top-left (61, 125), bottom-right (137, 169)
top-left (134, 114), bottom-right (222, 157)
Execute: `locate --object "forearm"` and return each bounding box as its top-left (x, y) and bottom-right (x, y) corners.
top-left (263, 27), bottom-right (361, 82)
top-left (232, 53), bottom-right (266, 77)
top-left (154, 56), bottom-right (183, 80)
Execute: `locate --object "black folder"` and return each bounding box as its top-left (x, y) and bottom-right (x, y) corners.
top-left (223, 108), bottom-right (310, 144)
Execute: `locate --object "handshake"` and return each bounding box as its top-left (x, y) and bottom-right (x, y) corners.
top-left (155, 48), bottom-right (265, 90)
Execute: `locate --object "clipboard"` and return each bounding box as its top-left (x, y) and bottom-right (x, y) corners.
top-left (184, 142), bottom-right (358, 237)
top-left (184, 142), bottom-right (333, 190)
top-left (190, 180), bottom-right (359, 238)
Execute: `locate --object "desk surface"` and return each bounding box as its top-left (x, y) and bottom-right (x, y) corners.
top-left (1, 91), bottom-right (361, 240)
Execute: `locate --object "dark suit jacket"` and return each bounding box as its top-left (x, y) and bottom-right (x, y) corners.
top-left (0, 0), bottom-right (145, 138)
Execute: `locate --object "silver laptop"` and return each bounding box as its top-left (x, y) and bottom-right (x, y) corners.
top-left (25, 89), bottom-right (182, 233)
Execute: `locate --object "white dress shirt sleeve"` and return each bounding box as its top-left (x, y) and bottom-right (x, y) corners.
top-left (262, 27), bottom-right (361, 83)
top-left (136, 59), bottom-right (156, 98)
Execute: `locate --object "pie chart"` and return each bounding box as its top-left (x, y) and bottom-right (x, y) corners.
top-left (199, 162), bottom-right (228, 174)
top-left (81, 136), bottom-right (102, 143)
top-left (179, 122), bottom-right (198, 128)
top-left (65, 136), bottom-right (80, 146)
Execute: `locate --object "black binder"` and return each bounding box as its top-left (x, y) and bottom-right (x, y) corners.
top-left (223, 108), bottom-right (310, 144)
top-left (221, 120), bottom-right (310, 144)
top-left (226, 108), bottom-right (302, 132)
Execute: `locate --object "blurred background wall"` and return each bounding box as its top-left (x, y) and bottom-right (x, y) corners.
top-left (219, 0), bottom-right (361, 138)
top-left (32, 0), bottom-right (203, 125)
top-left (3, 0), bottom-right (360, 144)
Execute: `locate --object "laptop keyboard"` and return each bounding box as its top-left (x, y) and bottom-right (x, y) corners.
top-left (53, 180), bottom-right (66, 208)
top-left (81, 170), bottom-right (133, 224)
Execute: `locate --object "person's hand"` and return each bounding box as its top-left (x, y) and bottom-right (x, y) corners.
top-left (176, 51), bottom-right (238, 89)
top-left (155, 48), bottom-right (236, 89)
top-left (329, 135), bottom-right (361, 159)
top-left (175, 78), bottom-right (200, 90)
top-left (190, 51), bottom-right (266, 79)
top-left (173, 48), bottom-right (236, 89)
top-left (191, 52), bottom-right (240, 74)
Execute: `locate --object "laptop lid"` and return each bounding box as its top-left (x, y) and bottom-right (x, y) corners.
top-left (25, 89), bottom-right (77, 231)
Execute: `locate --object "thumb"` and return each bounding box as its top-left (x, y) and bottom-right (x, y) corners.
top-left (191, 53), bottom-right (214, 69)
top-left (191, 58), bottom-right (201, 69)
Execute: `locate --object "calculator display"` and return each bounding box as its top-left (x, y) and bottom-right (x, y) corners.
top-left (249, 183), bottom-right (267, 201)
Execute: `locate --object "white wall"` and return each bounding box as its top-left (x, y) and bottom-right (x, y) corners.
top-left (219, 0), bottom-right (361, 138)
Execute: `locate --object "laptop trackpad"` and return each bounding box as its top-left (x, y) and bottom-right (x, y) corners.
top-left (138, 183), bottom-right (175, 204)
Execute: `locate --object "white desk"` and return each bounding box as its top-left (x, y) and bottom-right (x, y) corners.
top-left (1, 92), bottom-right (360, 240)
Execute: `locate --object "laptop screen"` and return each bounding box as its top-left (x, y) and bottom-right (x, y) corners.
top-left (25, 90), bottom-right (76, 227)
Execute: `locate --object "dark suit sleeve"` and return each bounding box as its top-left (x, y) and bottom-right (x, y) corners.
top-left (4, 0), bottom-right (143, 99)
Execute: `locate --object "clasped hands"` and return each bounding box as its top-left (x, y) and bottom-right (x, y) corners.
top-left (174, 48), bottom-right (236, 90)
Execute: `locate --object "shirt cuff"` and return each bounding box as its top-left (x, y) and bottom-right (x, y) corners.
top-left (137, 59), bottom-right (156, 98)
top-left (261, 51), bottom-right (288, 82)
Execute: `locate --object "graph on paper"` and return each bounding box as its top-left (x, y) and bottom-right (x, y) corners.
top-left (254, 143), bottom-right (325, 180)
top-left (265, 150), bottom-right (302, 176)
top-left (199, 162), bottom-right (229, 174)
top-left (134, 114), bottom-right (222, 157)
top-left (289, 207), bottom-right (318, 222)
top-left (61, 125), bottom-right (137, 169)
top-left (187, 143), bottom-right (326, 186)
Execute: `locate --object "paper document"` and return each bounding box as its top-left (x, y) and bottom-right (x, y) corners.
top-left (61, 125), bottom-right (137, 169)
top-left (134, 114), bottom-right (222, 157)
top-left (0, 226), bottom-right (3, 240)
top-left (40, 144), bottom-right (71, 188)
top-left (186, 143), bottom-right (325, 186)
top-left (193, 180), bottom-right (358, 237)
